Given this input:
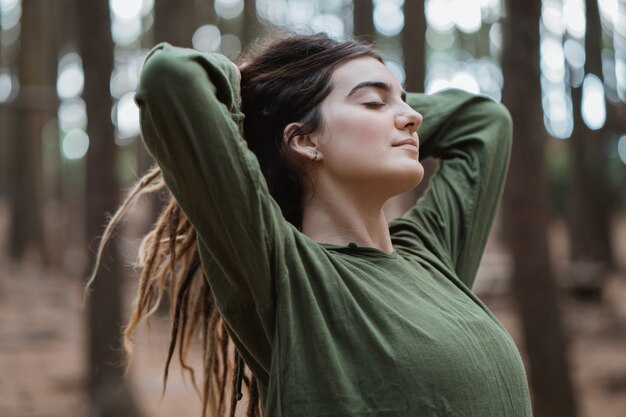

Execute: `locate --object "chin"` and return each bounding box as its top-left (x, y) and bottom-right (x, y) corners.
top-left (388, 163), bottom-right (425, 194)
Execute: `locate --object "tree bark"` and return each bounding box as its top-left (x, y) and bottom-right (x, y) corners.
top-left (77, 1), bottom-right (143, 416)
top-left (242, 0), bottom-right (261, 49)
top-left (0, 8), bottom-right (5, 197)
top-left (402, 0), bottom-right (425, 93)
top-left (566, 0), bottom-right (615, 289)
top-left (154, 0), bottom-right (195, 47)
top-left (193, 0), bottom-right (216, 30)
top-left (40, 0), bottom-right (65, 269)
top-left (8, 0), bottom-right (49, 263)
top-left (501, 1), bottom-right (579, 417)
top-left (353, 0), bottom-right (374, 41)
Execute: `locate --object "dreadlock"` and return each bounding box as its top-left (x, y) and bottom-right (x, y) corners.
top-left (85, 164), bottom-right (261, 417)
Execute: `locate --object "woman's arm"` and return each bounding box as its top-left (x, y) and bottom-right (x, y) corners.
top-left (134, 43), bottom-right (291, 356)
top-left (390, 89), bottom-right (513, 290)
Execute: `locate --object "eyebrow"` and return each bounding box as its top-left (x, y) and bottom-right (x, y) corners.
top-left (346, 81), bottom-right (407, 101)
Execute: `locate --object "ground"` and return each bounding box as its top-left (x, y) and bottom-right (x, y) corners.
top-left (1, 217), bottom-right (625, 417)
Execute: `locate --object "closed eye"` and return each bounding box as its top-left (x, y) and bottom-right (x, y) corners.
top-left (363, 102), bottom-right (385, 108)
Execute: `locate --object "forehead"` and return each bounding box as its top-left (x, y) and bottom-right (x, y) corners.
top-left (330, 56), bottom-right (400, 94)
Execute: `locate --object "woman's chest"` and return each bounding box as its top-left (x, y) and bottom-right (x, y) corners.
top-left (273, 257), bottom-right (530, 416)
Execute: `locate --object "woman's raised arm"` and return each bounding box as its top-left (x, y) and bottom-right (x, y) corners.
top-left (134, 43), bottom-right (292, 372)
top-left (390, 89), bottom-right (513, 290)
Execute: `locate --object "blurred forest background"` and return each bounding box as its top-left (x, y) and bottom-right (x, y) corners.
top-left (0, 0), bottom-right (625, 416)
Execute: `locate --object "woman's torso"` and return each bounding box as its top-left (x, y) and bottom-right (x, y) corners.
top-left (261, 241), bottom-right (532, 417)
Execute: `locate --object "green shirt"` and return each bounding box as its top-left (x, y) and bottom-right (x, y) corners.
top-left (135, 43), bottom-right (533, 417)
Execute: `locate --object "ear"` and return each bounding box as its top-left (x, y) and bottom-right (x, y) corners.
top-left (282, 122), bottom-right (323, 162)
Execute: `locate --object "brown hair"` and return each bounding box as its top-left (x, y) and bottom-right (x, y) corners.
top-left (87, 33), bottom-right (382, 417)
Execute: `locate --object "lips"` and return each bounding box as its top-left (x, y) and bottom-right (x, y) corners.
top-left (392, 137), bottom-right (419, 149)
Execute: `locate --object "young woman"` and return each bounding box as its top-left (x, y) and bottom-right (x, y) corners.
top-left (91, 33), bottom-right (532, 417)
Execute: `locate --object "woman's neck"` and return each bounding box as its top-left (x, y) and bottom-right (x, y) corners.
top-left (300, 188), bottom-right (394, 254)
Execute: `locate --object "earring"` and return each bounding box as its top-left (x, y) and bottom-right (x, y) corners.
top-left (312, 151), bottom-right (319, 162)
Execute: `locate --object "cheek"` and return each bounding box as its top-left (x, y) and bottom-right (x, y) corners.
top-left (322, 112), bottom-right (388, 152)
top-left (318, 108), bottom-right (419, 184)
top-left (320, 121), bottom-right (385, 174)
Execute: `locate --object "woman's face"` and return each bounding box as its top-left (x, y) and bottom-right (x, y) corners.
top-left (307, 56), bottom-right (424, 198)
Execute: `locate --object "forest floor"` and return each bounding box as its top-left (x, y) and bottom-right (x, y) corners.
top-left (1, 216), bottom-right (626, 417)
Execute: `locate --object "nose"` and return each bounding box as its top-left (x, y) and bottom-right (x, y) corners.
top-left (395, 106), bottom-right (423, 134)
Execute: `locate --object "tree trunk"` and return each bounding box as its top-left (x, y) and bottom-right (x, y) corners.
top-left (402, 0), bottom-right (425, 93)
top-left (353, 0), bottom-right (374, 40)
top-left (8, 0), bottom-right (50, 264)
top-left (193, 0), bottom-right (216, 30)
top-left (566, 0), bottom-right (615, 292)
top-left (40, 0), bottom-right (65, 269)
top-left (77, 1), bottom-right (142, 416)
top-left (0, 12), bottom-right (5, 197)
top-left (501, 1), bottom-right (579, 417)
top-left (154, 0), bottom-right (195, 47)
top-left (0, 106), bottom-right (8, 198)
top-left (242, 0), bottom-right (261, 49)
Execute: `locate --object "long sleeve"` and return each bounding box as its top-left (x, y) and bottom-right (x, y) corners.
top-left (134, 43), bottom-right (294, 379)
top-left (390, 89), bottom-right (513, 290)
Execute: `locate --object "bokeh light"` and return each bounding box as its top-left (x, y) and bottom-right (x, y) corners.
top-left (563, 38), bottom-right (585, 70)
top-left (192, 25), bottom-right (222, 52)
top-left (373, 1), bottom-right (404, 37)
top-left (489, 23), bottom-right (502, 56)
top-left (452, 0), bottom-right (482, 33)
top-left (220, 34), bottom-right (242, 60)
top-left (426, 0), bottom-right (483, 34)
top-left (598, 0), bottom-right (619, 28)
top-left (215, 0), bottom-right (244, 20)
top-left (542, 0), bottom-right (565, 36)
top-left (563, 0), bottom-right (586, 38)
top-left (425, 27), bottom-right (455, 50)
top-left (257, 0), bottom-right (347, 37)
top-left (57, 53), bottom-right (84, 100)
top-left (425, 78), bottom-right (451, 94)
top-left (115, 92), bottom-right (140, 138)
top-left (476, 58), bottom-right (503, 100)
top-left (425, 0), bottom-right (454, 32)
top-left (110, 0), bottom-right (143, 20)
top-left (581, 74), bottom-right (606, 130)
top-left (62, 129), bottom-right (90, 160)
top-left (0, 1), bottom-right (21, 30)
top-left (311, 14), bottom-right (345, 39)
top-left (450, 70), bottom-right (480, 93)
top-left (286, 0), bottom-right (314, 26)
top-left (0, 0), bottom-right (20, 10)
top-left (111, 15), bottom-right (142, 46)
top-left (540, 37), bottom-right (566, 83)
top-left (256, 0), bottom-right (286, 26)
top-left (602, 49), bottom-right (619, 102)
top-left (618, 135), bottom-right (626, 165)
top-left (111, 65), bottom-right (132, 98)
top-left (58, 98), bottom-right (87, 132)
top-left (386, 59), bottom-right (405, 85)
top-left (425, 52), bottom-right (453, 93)
top-left (321, 0), bottom-right (344, 9)
top-left (0, 69), bottom-right (14, 102)
top-left (425, 50), bottom-right (502, 100)
top-left (140, 0), bottom-right (154, 16)
top-left (479, 0), bottom-right (501, 19)
top-left (543, 88), bottom-right (573, 139)
top-left (616, 56), bottom-right (626, 101)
